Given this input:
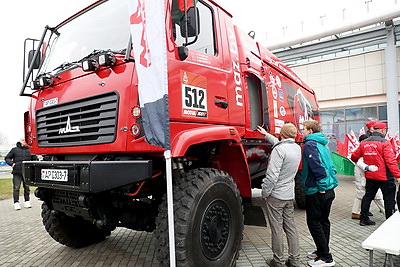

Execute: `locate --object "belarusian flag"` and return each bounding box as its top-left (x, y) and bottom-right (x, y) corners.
top-left (346, 130), bottom-right (359, 158)
top-left (129, 2), bottom-right (175, 266)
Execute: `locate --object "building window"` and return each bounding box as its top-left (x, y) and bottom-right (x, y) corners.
top-left (320, 105), bottom-right (392, 152)
top-left (379, 106), bottom-right (387, 121)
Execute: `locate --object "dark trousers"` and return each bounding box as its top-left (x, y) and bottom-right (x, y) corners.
top-left (13, 174), bottom-right (30, 203)
top-left (397, 190), bottom-right (400, 212)
top-left (305, 189), bottom-right (335, 261)
top-left (361, 179), bottom-right (396, 221)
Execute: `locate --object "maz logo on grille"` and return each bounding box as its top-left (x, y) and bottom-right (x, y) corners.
top-left (59, 116), bottom-right (80, 134)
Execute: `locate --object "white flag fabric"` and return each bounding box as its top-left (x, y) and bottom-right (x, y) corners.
top-left (346, 130), bottom-right (360, 158)
top-left (129, 0), bottom-right (170, 149)
top-left (391, 132), bottom-right (400, 159)
top-left (359, 127), bottom-right (365, 137)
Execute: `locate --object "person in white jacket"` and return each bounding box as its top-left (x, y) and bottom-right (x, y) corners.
top-left (257, 123), bottom-right (301, 267)
top-left (352, 157), bottom-right (385, 219)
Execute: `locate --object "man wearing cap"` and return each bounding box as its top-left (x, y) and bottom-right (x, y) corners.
top-left (365, 121), bottom-right (376, 137)
top-left (257, 123), bottom-right (301, 267)
top-left (351, 122), bottom-right (400, 226)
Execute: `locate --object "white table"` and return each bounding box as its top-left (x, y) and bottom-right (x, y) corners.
top-left (362, 211), bottom-right (400, 267)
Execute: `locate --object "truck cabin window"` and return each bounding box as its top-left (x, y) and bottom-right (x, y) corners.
top-left (39, 0), bottom-right (130, 75)
top-left (172, 0), bottom-right (216, 56)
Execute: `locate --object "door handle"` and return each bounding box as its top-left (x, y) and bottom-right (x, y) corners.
top-left (214, 100), bottom-right (228, 109)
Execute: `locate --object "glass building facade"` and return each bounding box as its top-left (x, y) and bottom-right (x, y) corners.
top-left (320, 104), bottom-right (400, 152)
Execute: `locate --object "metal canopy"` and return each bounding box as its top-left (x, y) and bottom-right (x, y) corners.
top-left (272, 20), bottom-right (400, 65)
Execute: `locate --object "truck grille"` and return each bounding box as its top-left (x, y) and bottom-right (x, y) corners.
top-left (36, 91), bottom-right (119, 147)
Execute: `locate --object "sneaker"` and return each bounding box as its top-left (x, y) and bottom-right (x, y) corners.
top-left (24, 201), bottom-right (32, 208)
top-left (308, 258), bottom-right (335, 266)
top-left (14, 202), bottom-right (21, 211)
top-left (266, 258), bottom-right (280, 267)
top-left (307, 251), bottom-right (318, 259)
top-left (360, 219), bottom-right (376, 226)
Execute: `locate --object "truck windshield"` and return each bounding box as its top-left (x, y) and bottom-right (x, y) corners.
top-left (41, 0), bottom-right (130, 74)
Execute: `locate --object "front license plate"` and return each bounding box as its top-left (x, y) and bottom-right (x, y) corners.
top-left (41, 169), bottom-right (68, 182)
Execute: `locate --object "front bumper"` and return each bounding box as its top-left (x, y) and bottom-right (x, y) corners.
top-left (23, 160), bottom-right (152, 193)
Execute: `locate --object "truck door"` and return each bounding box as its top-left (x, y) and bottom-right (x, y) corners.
top-left (242, 73), bottom-right (271, 176)
top-left (167, 0), bottom-right (228, 124)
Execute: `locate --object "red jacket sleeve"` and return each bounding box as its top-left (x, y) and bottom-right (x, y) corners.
top-left (383, 142), bottom-right (400, 178)
top-left (351, 146), bottom-right (362, 163)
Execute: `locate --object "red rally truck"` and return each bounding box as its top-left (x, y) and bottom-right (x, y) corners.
top-left (21, 0), bottom-right (319, 266)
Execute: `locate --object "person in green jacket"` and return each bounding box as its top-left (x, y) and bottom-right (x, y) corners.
top-left (301, 120), bottom-right (338, 267)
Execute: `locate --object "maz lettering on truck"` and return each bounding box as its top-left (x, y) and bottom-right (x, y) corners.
top-left (181, 71), bottom-right (208, 118)
top-left (227, 28), bottom-right (243, 107)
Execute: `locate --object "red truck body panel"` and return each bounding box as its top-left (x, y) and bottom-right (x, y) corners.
top-left (20, 1), bottom-right (320, 264)
top-left (23, 0), bottom-right (319, 198)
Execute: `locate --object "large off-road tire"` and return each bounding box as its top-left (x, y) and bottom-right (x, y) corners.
top-left (294, 170), bottom-right (306, 209)
top-left (41, 202), bottom-right (111, 248)
top-left (155, 168), bottom-right (243, 267)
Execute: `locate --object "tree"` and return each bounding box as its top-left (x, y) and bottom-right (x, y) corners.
top-left (0, 132), bottom-right (9, 145)
top-left (0, 132), bottom-right (10, 159)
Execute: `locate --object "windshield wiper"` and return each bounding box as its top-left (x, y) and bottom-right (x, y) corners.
top-left (82, 49), bottom-right (127, 60)
top-left (52, 61), bottom-right (80, 73)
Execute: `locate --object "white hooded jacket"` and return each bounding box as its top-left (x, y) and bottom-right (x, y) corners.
top-left (354, 157), bottom-right (383, 200)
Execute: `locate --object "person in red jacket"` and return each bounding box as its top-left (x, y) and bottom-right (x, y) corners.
top-left (351, 122), bottom-right (400, 226)
top-left (365, 121), bottom-right (376, 137)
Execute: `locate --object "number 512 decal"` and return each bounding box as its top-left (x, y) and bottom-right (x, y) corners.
top-left (184, 86), bottom-right (206, 109)
top-left (181, 71), bottom-right (208, 118)
top-left (182, 85), bottom-right (208, 118)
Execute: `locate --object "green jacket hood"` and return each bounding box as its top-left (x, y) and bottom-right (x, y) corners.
top-left (305, 132), bottom-right (328, 145)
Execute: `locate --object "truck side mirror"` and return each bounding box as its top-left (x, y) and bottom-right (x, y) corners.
top-left (28, 50), bottom-right (41, 69)
top-left (180, 7), bottom-right (200, 38)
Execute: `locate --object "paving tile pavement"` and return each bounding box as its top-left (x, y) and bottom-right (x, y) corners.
top-left (0, 175), bottom-right (398, 266)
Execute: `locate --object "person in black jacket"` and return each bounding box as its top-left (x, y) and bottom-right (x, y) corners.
top-left (5, 138), bottom-right (36, 210)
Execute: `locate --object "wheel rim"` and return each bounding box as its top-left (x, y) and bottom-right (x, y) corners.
top-left (200, 199), bottom-right (231, 260)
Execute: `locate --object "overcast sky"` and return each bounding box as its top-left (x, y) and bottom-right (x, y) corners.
top-left (0, 0), bottom-right (372, 145)
top-left (0, 0), bottom-right (93, 145)
top-left (218, 0), bottom-right (352, 41)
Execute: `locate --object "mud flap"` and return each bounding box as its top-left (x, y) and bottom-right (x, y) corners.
top-left (243, 189), bottom-right (267, 227)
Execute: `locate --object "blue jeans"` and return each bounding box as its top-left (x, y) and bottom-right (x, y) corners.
top-left (13, 173), bottom-right (30, 203)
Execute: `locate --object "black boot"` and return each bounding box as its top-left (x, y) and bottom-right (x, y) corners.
top-left (360, 219), bottom-right (376, 226)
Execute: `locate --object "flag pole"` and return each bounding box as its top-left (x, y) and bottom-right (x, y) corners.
top-left (164, 150), bottom-right (176, 267)
top-left (129, 0), bottom-right (174, 264)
